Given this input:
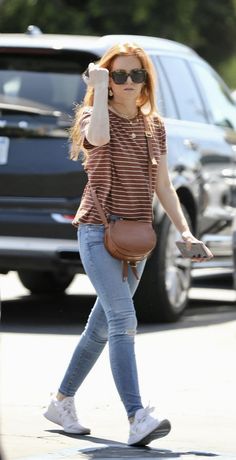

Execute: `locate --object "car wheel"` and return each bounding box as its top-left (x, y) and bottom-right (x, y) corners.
top-left (134, 207), bottom-right (192, 323)
top-left (17, 270), bottom-right (74, 295)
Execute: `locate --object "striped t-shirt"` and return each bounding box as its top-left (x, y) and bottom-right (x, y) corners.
top-left (73, 107), bottom-right (167, 224)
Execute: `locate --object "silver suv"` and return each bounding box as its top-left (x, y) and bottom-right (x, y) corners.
top-left (0, 30), bottom-right (236, 322)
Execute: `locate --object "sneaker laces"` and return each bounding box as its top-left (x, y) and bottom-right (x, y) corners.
top-left (59, 398), bottom-right (78, 422)
top-left (135, 406), bottom-right (155, 424)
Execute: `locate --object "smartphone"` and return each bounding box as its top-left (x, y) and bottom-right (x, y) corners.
top-left (176, 241), bottom-right (213, 259)
top-left (82, 68), bottom-right (89, 83)
top-left (83, 68), bottom-right (89, 79)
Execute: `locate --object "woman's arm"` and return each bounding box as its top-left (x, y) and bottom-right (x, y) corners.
top-left (155, 155), bottom-right (197, 242)
top-left (84, 63), bottom-right (110, 146)
top-left (155, 155), bottom-right (213, 260)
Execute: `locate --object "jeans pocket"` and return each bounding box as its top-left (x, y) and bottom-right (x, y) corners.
top-left (79, 224), bottom-right (105, 248)
top-left (88, 228), bottom-right (104, 247)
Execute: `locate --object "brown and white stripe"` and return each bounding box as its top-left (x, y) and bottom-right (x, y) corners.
top-left (74, 108), bottom-right (167, 224)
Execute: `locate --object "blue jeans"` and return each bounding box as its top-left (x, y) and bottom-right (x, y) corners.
top-left (59, 223), bottom-right (147, 417)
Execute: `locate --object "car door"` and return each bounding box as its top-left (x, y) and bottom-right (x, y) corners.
top-left (190, 59), bottom-right (236, 234)
top-left (153, 54), bottom-right (236, 241)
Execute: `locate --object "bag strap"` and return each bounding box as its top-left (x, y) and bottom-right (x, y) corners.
top-left (143, 116), bottom-right (157, 198)
top-left (143, 116), bottom-right (157, 165)
top-left (90, 186), bottom-right (109, 227)
top-left (90, 114), bottom-right (156, 219)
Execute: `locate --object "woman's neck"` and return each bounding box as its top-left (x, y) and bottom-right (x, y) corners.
top-left (109, 101), bottom-right (138, 119)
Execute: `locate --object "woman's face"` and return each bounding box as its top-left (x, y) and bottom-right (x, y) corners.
top-left (109, 55), bottom-right (145, 103)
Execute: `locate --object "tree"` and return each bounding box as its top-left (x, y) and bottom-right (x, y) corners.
top-left (193, 0), bottom-right (236, 65)
top-left (0, 0), bottom-right (236, 69)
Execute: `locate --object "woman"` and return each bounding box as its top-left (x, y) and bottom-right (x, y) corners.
top-left (44, 42), bottom-right (212, 446)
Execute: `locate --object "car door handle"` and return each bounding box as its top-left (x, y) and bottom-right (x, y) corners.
top-left (183, 139), bottom-right (199, 151)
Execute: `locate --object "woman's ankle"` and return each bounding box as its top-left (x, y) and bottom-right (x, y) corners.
top-left (56, 391), bottom-right (67, 401)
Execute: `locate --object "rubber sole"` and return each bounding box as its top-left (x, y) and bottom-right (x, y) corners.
top-left (129, 419), bottom-right (171, 447)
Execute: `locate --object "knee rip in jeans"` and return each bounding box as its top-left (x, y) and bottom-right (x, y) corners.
top-left (108, 312), bottom-right (137, 337)
top-left (125, 328), bottom-right (136, 336)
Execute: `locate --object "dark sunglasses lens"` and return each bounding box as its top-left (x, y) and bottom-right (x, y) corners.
top-left (111, 71), bottom-right (127, 84)
top-left (111, 69), bottom-right (147, 84)
top-left (130, 69), bottom-right (147, 83)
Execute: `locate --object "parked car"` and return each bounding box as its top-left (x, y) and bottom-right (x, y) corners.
top-left (0, 28), bottom-right (236, 322)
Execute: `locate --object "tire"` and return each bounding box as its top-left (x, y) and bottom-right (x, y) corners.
top-left (134, 207), bottom-right (192, 323)
top-left (18, 270), bottom-right (74, 295)
top-left (233, 219), bottom-right (236, 290)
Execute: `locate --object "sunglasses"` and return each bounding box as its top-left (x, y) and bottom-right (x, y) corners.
top-left (110, 68), bottom-right (147, 85)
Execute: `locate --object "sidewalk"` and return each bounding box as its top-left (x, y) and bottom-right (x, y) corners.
top-left (1, 310), bottom-right (236, 459)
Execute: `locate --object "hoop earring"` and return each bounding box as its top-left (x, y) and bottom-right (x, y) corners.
top-left (108, 88), bottom-right (113, 98)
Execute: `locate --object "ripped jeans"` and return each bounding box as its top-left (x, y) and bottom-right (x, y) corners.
top-left (59, 223), bottom-right (146, 417)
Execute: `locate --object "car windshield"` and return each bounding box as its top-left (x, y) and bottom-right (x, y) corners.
top-left (0, 51), bottom-right (94, 115)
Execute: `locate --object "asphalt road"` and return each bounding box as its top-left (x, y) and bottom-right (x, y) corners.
top-left (1, 270), bottom-right (236, 460)
top-left (1, 268), bottom-right (236, 332)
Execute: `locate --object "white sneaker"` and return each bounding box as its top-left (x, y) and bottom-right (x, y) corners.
top-left (43, 396), bottom-right (91, 434)
top-left (128, 406), bottom-right (171, 446)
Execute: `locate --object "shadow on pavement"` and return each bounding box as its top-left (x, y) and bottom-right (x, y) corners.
top-left (45, 430), bottom-right (219, 458)
top-left (1, 290), bottom-right (236, 335)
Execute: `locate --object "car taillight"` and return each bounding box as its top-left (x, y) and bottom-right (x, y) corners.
top-left (51, 213), bottom-right (74, 223)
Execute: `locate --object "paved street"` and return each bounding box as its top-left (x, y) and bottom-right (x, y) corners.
top-left (1, 271), bottom-right (236, 460)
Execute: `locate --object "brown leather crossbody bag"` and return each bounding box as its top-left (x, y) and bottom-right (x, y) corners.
top-left (90, 116), bottom-right (157, 281)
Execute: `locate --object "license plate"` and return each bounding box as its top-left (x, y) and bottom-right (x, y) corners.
top-left (0, 137), bottom-right (10, 165)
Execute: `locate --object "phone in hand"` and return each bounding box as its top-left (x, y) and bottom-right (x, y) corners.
top-left (176, 241), bottom-right (213, 260)
top-left (83, 68), bottom-right (89, 78)
top-left (82, 67), bottom-right (90, 82)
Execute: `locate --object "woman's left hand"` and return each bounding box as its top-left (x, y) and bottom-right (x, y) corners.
top-left (181, 230), bottom-right (199, 246)
top-left (181, 230), bottom-right (213, 262)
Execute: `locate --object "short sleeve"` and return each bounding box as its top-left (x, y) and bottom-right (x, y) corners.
top-left (79, 107), bottom-right (96, 150)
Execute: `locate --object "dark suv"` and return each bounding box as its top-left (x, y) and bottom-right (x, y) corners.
top-left (1, 30), bottom-right (236, 322)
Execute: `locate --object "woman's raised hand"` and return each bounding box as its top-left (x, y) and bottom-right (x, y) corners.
top-left (84, 63), bottom-right (109, 89)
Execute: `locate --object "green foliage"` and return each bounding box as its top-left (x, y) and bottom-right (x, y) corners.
top-left (0, 0), bottom-right (236, 70)
top-left (0, 0), bottom-right (89, 35)
top-left (193, 0), bottom-right (236, 65)
top-left (219, 56), bottom-right (236, 89)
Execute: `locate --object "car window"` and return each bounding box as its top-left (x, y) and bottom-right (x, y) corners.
top-left (159, 56), bottom-right (207, 123)
top-left (191, 61), bottom-right (236, 130)
top-left (0, 70), bottom-right (86, 112)
top-left (151, 56), bottom-right (178, 119)
top-left (0, 52), bottom-right (96, 114)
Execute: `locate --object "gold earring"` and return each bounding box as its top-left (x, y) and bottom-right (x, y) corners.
top-left (108, 88), bottom-right (113, 97)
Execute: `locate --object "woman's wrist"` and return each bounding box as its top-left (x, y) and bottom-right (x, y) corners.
top-left (181, 229), bottom-right (200, 244)
top-left (181, 229), bottom-right (192, 240)
top-left (93, 81), bottom-right (109, 91)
